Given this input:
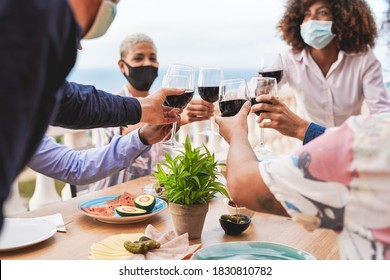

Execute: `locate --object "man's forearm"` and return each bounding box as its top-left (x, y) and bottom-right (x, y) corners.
top-left (52, 81), bottom-right (142, 128)
top-left (226, 135), bottom-right (288, 217)
top-left (28, 131), bottom-right (151, 185)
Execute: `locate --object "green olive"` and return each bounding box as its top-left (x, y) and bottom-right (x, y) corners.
top-left (123, 238), bottom-right (160, 254)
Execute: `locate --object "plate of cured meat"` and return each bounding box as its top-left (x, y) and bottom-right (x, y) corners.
top-left (79, 192), bottom-right (167, 224)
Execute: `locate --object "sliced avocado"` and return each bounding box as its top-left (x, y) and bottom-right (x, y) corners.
top-left (134, 194), bottom-right (156, 212)
top-left (115, 206), bottom-right (147, 216)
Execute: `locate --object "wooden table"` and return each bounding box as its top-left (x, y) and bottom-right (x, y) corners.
top-left (0, 176), bottom-right (340, 260)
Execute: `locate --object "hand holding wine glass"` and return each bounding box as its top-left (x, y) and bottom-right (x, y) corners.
top-left (197, 67), bottom-right (223, 135)
top-left (248, 76), bottom-right (277, 158)
top-left (162, 64), bottom-right (195, 147)
top-left (219, 79), bottom-right (250, 117)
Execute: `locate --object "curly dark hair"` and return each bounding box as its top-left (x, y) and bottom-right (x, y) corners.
top-left (278, 0), bottom-right (377, 53)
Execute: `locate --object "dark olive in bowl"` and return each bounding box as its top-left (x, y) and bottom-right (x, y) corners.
top-left (219, 214), bottom-right (251, 236)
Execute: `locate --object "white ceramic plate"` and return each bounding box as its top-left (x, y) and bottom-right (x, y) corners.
top-left (79, 195), bottom-right (167, 224)
top-left (0, 218), bottom-right (57, 252)
top-left (191, 241), bottom-right (316, 260)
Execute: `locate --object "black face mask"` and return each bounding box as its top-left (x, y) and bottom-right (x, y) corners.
top-left (121, 60), bottom-right (158, 91)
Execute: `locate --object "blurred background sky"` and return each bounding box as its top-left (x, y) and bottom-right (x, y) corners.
top-left (68, 0), bottom-right (390, 92)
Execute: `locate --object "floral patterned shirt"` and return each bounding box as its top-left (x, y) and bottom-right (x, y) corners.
top-left (260, 113), bottom-right (390, 259)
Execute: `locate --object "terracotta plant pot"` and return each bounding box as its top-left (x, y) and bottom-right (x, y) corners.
top-left (169, 202), bottom-right (209, 239)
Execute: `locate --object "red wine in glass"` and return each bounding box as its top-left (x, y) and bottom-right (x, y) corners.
top-left (198, 68), bottom-right (223, 136)
top-left (161, 65), bottom-right (195, 147)
top-left (258, 70), bottom-right (283, 83)
top-left (219, 99), bottom-right (247, 117)
top-left (165, 90), bottom-right (194, 109)
top-left (198, 86), bottom-right (219, 103)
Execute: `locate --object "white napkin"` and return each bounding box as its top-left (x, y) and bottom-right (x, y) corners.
top-left (31, 213), bottom-right (67, 232)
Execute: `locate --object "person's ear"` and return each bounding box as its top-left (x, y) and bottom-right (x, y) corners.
top-left (118, 59), bottom-right (127, 75)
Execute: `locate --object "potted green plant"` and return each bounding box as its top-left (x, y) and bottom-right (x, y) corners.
top-left (154, 136), bottom-right (229, 239)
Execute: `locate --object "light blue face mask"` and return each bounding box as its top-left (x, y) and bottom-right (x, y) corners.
top-left (83, 1), bottom-right (117, 39)
top-left (300, 20), bottom-right (336, 49)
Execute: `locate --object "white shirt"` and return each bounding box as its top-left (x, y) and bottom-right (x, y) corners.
top-left (281, 48), bottom-right (390, 127)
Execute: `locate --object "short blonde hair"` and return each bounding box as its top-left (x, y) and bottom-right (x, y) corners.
top-left (119, 33), bottom-right (156, 59)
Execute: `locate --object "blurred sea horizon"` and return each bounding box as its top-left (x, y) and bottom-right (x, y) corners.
top-left (67, 58), bottom-right (390, 97)
top-left (67, 67), bottom-right (259, 96)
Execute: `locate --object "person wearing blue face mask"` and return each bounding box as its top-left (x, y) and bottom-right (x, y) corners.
top-left (214, 1), bottom-right (390, 259)
top-left (299, 17), bottom-right (335, 50)
top-left (0, 0), bottom-right (184, 233)
top-left (91, 33), bottom-right (215, 191)
top-left (251, 0), bottom-right (390, 146)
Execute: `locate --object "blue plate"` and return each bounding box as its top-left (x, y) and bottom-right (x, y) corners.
top-left (79, 195), bottom-right (167, 224)
top-left (191, 241), bottom-right (316, 260)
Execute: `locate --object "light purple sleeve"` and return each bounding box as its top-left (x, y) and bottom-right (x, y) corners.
top-left (27, 131), bottom-right (151, 185)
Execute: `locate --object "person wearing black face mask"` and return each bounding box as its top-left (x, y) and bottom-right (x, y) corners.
top-left (91, 33), bottom-right (215, 191)
top-left (120, 59), bottom-right (158, 92)
top-left (118, 33), bottom-right (159, 97)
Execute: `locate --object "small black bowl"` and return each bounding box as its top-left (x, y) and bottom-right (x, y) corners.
top-left (219, 214), bottom-right (251, 236)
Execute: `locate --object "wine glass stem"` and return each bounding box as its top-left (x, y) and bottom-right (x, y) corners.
top-left (169, 121), bottom-right (177, 143)
top-left (208, 117), bottom-right (215, 132)
top-left (260, 127), bottom-right (265, 148)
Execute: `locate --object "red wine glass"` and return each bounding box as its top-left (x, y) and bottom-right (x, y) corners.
top-left (197, 67), bottom-right (224, 136)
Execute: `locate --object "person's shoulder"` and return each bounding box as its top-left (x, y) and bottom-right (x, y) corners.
top-left (116, 85), bottom-right (135, 98)
top-left (282, 48), bottom-right (305, 63)
top-left (35, 0), bottom-right (74, 24)
top-left (343, 47), bottom-right (375, 58)
top-left (4, 0), bottom-right (69, 13)
top-left (343, 48), bottom-right (380, 67)
top-left (283, 48), bottom-right (296, 57)
top-left (2, 0), bottom-right (74, 33)
top-left (49, 0), bottom-right (74, 14)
